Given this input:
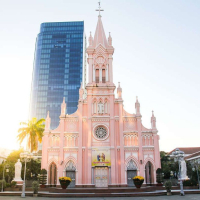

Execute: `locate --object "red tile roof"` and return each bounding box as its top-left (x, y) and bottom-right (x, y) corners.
top-left (185, 151), bottom-right (200, 160)
top-left (167, 147), bottom-right (200, 155)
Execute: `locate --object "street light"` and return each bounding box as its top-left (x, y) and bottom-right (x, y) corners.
top-left (20, 151), bottom-right (33, 198)
top-left (192, 159), bottom-right (200, 190)
top-left (1, 163), bottom-right (9, 192)
top-left (172, 148), bottom-right (185, 196)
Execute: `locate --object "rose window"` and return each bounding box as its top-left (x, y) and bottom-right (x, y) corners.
top-left (95, 127), bottom-right (108, 139)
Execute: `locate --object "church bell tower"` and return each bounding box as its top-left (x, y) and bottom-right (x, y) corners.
top-left (86, 3), bottom-right (115, 87)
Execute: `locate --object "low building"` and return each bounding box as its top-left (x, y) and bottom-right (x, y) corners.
top-left (168, 147), bottom-right (200, 158)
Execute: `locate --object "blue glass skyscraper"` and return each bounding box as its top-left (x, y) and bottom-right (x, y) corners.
top-left (30, 21), bottom-right (86, 129)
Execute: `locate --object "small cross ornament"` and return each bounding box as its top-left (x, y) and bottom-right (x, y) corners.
top-left (96, 1), bottom-right (104, 16)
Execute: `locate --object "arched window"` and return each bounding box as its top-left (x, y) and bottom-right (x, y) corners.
top-left (145, 161), bottom-right (154, 184)
top-left (49, 162), bottom-right (57, 186)
top-left (93, 101), bottom-right (97, 114)
top-left (104, 101), bottom-right (108, 113)
top-left (95, 69), bottom-right (99, 83)
top-left (102, 69), bottom-right (106, 83)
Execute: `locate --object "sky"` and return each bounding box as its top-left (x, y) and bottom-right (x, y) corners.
top-left (0, 0), bottom-right (199, 152)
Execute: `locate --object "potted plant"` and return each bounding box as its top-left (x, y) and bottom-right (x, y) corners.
top-left (165, 180), bottom-right (172, 195)
top-left (156, 168), bottom-right (163, 186)
top-left (32, 181), bottom-right (39, 197)
top-left (39, 169), bottom-right (47, 188)
top-left (133, 176), bottom-right (144, 188)
top-left (59, 177), bottom-right (72, 189)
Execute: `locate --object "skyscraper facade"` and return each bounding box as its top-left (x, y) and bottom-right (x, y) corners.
top-left (30, 21), bottom-right (86, 129)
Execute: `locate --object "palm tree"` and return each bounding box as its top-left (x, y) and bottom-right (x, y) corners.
top-left (17, 117), bottom-right (45, 152)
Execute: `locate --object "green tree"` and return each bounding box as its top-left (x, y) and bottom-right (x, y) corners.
top-left (17, 117), bottom-right (45, 152)
top-left (160, 151), bottom-right (179, 179)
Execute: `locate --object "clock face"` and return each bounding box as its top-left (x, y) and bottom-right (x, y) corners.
top-left (94, 126), bottom-right (108, 140)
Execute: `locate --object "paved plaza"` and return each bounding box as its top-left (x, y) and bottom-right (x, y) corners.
top-left (0, 194), bottom-right (199, 200)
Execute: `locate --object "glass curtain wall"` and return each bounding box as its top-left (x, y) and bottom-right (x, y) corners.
top-left (30, 21), bottom-right (85, 130)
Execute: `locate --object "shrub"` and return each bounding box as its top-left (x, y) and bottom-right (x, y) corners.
top-left (0, 180), bottom-right (6, 189)
top-left (11, 181), bottom-right (17, 188)
top-left (6, 183), bottom-right (11, 188)
top-left (156, 168), bottom-right (163, 183)
top-left (183, 180), bottom-right (197, 186)
top-left (39, 169), bottom-right (47, 186)
top-left (164, 181), bottom-right (172, 192)
top-left (32, 181), bottom-right (39, 194)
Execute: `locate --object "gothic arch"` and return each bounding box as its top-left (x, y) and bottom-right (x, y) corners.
top-left (98, 98), bottom-right (103, 103)
top-left (65, 160), bottom-right (76, 171)
top-left (104, 98), bottom-right (109, 103)
top-left (48, 158), bottom-right (59, 168)
top-left (144, 157), bottom-right (156, 169)
top-left (92, 98), bottom-right (97, 103)
top-left (63, 156), bottom-right (77, 169)
top-left (125, 156), bottom-right (139, 170)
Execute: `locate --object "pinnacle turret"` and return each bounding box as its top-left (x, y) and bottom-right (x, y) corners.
top-left (60, 97), bottom-right (66, 117)
top-left (89, 32), bottom-right (93, 46)
top-left (151, 110), bottom-right (157, 130)
top-left (117, 82), bottom-right (122, 99)
top-left (135, 96), bottom-right (140, 115)
top-left (45, 111), bottom-right (51, 131)
top-left (108, 32), bottom-right (112, 46)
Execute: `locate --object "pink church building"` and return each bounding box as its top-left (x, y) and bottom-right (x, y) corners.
top-left (41, 9), bottom-right (161, 188)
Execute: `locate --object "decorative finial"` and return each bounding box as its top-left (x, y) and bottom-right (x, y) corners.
top-left (95, 1), bottom-right (104, 16)
top-left (63, 97), bottom-right (65, 103)
top-left (90, 31), bottom-right (92, 36)
top-left (152, 110), bottom-right (154, 116)
top-left (118, 82), bottom-right (120, 87)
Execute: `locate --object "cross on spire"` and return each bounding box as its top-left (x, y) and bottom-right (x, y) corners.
top-left (96, 1), bottom-right (104, 16)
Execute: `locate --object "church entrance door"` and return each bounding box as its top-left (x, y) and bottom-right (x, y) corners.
top-left (127, 170), bottom-right (137, 186)
top-left (127, 159), bottom-right (137, 187)
top-left (95, 167), bottom-right (108, 187)
top-left (66, 171), bottom-right (75, 188)
top-left (65, 161), bottom-right (76, 188)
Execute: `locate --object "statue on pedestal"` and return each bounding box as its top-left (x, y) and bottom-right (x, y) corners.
top-left (180, 157), bottom-right (188, 180)
top-left (13, 159), bottom-right (22, 182)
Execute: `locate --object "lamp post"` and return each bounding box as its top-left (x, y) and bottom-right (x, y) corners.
top-left (172, 148), bottom-right (185, 196)
top-left (1, 163), bottom-right (9, 192)
top-left (192, 159), bottom-right (200, 190)
top-left (20, 151), bottom-right (33, 198)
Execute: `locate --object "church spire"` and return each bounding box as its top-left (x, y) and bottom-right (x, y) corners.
top-left (93, 2), bottom-right (108, 48)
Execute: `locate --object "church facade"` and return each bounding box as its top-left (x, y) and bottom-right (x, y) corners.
top-left (41, 11), bottom-right (161, 187)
